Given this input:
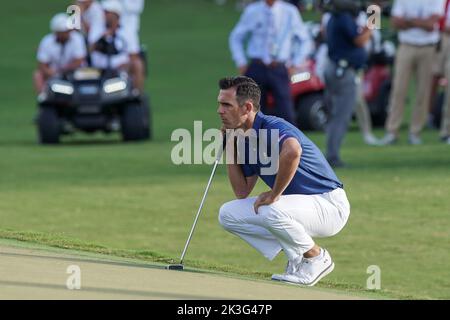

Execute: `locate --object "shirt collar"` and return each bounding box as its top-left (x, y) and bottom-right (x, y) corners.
top-left (252, 111), bottom-right (264, 131)
top-left (262, 0), bottom-right (279, 11)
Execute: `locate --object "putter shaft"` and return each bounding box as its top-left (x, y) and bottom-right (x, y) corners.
top-left (179, 147), bottom-right (224, 264)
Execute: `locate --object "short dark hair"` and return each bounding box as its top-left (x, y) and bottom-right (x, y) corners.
top-left (219, 76), bottom-right (261, 110)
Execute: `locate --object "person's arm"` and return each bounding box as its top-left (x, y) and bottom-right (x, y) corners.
top-left (229, 6), bottom-right (254, 73)
top-left (409, 15), bottom-right (441, 32)
top-left (354, 27), bottom-right (372, 47)
top-left (254, 138), bottom-right (301, 213)
top-left (87, 6), bottom-right (106, 44)
top-left (61, 33), bottom-right (87, 73)
top-left (38, 62), bottom-right (56, 78)
top-left (61, 58), bottom-right (85, 73)
top-left (290, 9), bottom-right (313, 69)
top-left (226, 137), bottom-right (258, 199)
top-left (121, 0), bottom-right (145, 14)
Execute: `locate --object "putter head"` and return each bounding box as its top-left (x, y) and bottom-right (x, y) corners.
top-left (166, 264), bottom-right (184, 271)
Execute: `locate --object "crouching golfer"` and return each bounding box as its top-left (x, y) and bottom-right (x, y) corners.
top-left (217, 76), bottom-right (350, 286)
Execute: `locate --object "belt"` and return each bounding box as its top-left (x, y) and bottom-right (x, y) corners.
top-left (251, 59), bottom-right (285, 68)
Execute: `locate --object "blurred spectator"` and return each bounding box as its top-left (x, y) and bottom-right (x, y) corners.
top-left (440, 0), bottom-right (450, 144)
top-left (380, 0), bottom-right (443, 145)
top-left (428, 0), bottom-right (449, 124)
top-left (229, 0), bottom-right (312, 124)
top-left (321, 11), bottom-right (381, 146)
top-left (77, 0), bottom-right (106, 45)
top-left (33, 13), bottom-right (86, 94)
top-left (91, 0), bottom-right (145, 92)
top-left (324, 8), bottom-right (372, 167)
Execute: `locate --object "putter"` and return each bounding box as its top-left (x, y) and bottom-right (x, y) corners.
top-left (166, 137), bottom-right (226, 271)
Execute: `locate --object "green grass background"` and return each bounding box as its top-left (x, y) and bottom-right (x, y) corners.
top-left (0, 0), bottom-right (449, 299)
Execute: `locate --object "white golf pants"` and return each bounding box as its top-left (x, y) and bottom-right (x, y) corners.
top-left (218, 188), bottom-right (350, 261)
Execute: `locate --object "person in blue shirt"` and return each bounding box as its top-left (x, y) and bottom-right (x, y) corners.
top-left (229, 0), bottom-right (312, 125)
top-left (324, 9), bottom-right (372, 167)
top-left (217, 76), bottom-right (350, 286)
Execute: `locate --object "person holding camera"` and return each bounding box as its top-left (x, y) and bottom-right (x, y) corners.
top-left (324, 4), bottom-right (372, 168)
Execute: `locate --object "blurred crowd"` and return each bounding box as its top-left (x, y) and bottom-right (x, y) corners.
top-left (225, 0), bottom-right (450, 167)
top-left (34, 0), bottom-right (145, 95)
top-left (34, 0), bottom-right (450, 162)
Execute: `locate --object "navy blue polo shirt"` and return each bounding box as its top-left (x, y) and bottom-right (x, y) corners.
top-left (240, 112), bottom-right (343, 195)
top-left (326, 12), bottom-right (367, 69)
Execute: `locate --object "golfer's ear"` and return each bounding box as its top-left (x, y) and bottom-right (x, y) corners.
top-left (244, 100), bottom-right (253, 114)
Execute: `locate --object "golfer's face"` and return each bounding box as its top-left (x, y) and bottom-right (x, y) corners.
top-left (217, 89), bottom-right (246, 129)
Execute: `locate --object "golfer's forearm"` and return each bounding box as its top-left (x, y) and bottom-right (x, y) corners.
top-left (271, 140), bottom-right (301, 198)
top-left (227, 163), bottom-right (251, 199)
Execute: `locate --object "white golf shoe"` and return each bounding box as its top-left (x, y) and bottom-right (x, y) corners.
top-left (271, 259), bottom-right (300, 282)
top-left (363, 133), bottom-right (381, 146)
top-left (271, 249), bottom-right (335, 287)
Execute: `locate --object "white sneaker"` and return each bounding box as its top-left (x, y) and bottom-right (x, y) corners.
top-left (295, 249), bottom-right (335, 286)
top-left (272, 249), bottom-right (334, 287)
top-left (446, 137), bottom-right (450, 145)
top-left (380, 133), bottom-right (397, 145)
top-left (408, 134), bottom-right (422, 145)
top-left (271, 259), bottom-right (300, 282)
top-left (363, 133), bottom-right (381, 146)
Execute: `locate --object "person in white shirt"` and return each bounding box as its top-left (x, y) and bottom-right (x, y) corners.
top-left (90, 0), bottom-right (145, 92)
top-left (380, 0), bottom-right (444, 145)
top-left (33, 13), bottom-right (87, 94)
top-left (229, 0), bottom-right (312, 125)
top-left (77, 0), bottom-right (106, 44)
top-left (119, 0), bottom-right (145, 36)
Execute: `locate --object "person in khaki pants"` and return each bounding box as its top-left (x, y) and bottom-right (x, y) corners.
top-left (381, 0), bottom-right (443, 145)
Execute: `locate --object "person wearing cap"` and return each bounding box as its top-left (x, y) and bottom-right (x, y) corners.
top-left (229, 0), bottom-right (313, 125)
top-left (90, 0), bottom-right (145, 92)
top-left (77, 0), bottom-right (106, 45)
top-left (33, 13), bottom-right (87, 94)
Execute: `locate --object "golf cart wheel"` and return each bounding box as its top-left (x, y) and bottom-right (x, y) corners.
top-left (370, 79), bottom-right (391, 127)
top-left (296, 92), bottom-right (328, 131)
top-left (37, 107), bottom-right (61, 144)
top-left (120, 103), bottom-right (148, 141)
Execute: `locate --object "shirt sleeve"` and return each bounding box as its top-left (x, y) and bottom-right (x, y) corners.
top-left (290, 8), bottom-right (313, 67)
top-left (37, 37), bottom-right (51, 64)
top-left (125, 29), bottom-right (140, 54)
top-left (432, 0), bottom-right (445, 16)
top-left (240, 164), bottom-right (256, 177)
top-left (72, 32), bottom-right (87, 60)
top-left (278, 129), bottom-right (300, 150)
top-left (121, 0), bottom-right (145, 14)
top-left (229, 6), bottom-right (255, 68)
